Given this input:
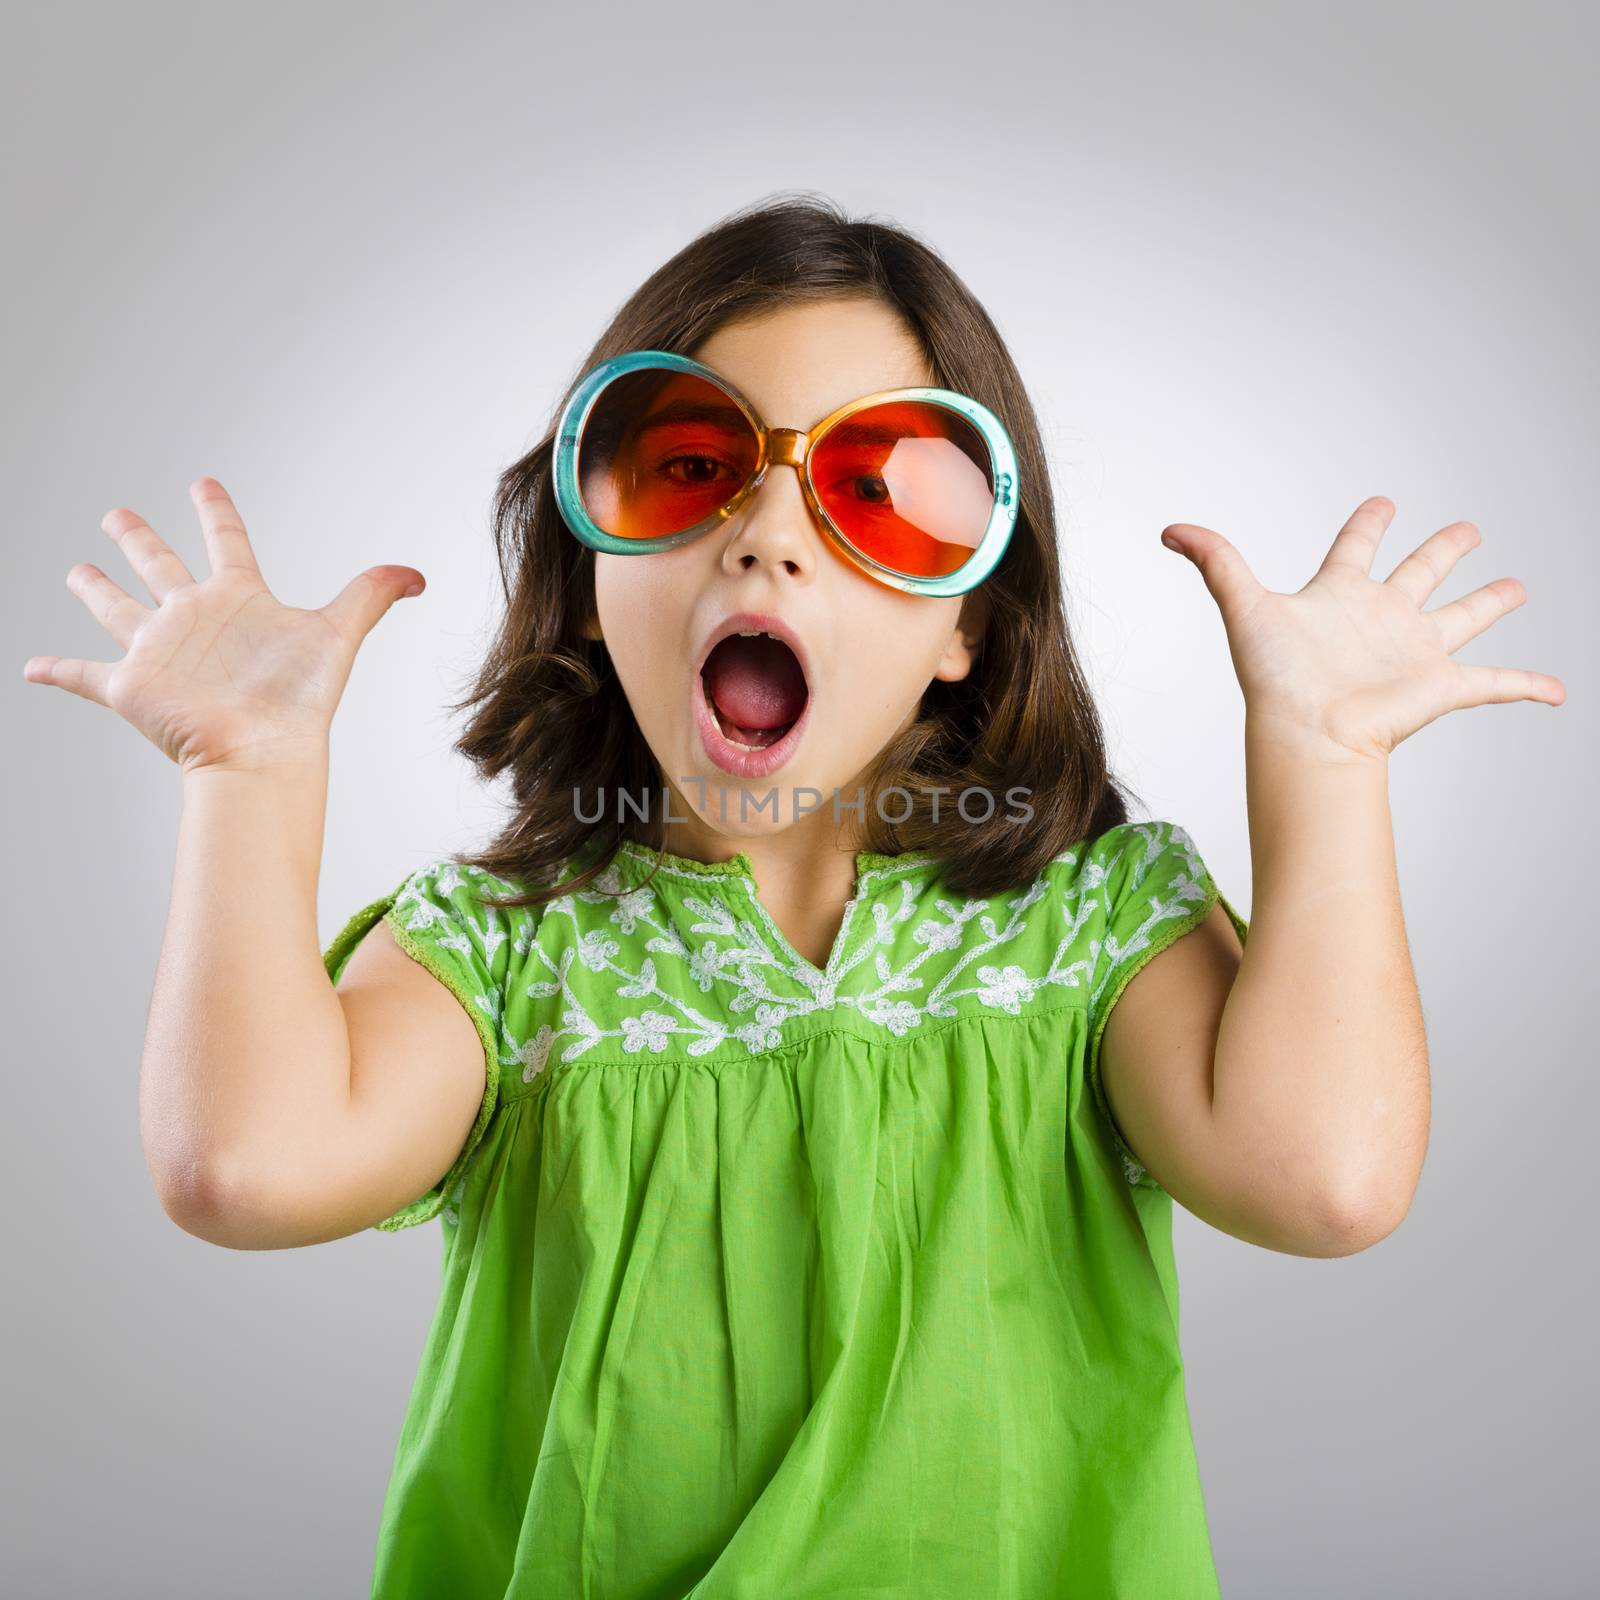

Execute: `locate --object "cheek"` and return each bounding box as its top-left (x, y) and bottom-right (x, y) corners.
top-left (593, 556), bottom-right (693, 699)
top-left (592, 552), bottom-right (637, 622)
top-left (836, 598), bottom-right (962, 713)
top-left (860, 591), bottom-right (965, 668)
top-left (590, 562), bottom-right (644, 673)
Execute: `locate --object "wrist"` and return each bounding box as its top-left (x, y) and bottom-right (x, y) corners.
top-left (181, 750), bottom-right (331, 796)
top-left (181, 733), bottom-right (331, 784)
top-left (1244, 707), bottom-right (1389, 773)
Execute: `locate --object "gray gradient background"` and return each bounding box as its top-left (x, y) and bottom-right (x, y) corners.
top-left (4, 2), bottom-right (1593, 1595)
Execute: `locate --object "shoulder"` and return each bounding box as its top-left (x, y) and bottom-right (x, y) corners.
top-left (1071, 820), bottom-right (1215, 932)
top-left (1038, 818), bottom-right (1209, 921)
top-left (1078, 818), bottom-right (1206, 886)
top-left (388, 856), bottom-right (548, 982)
top-left (1036, 819), bottom-right (1233, 1013)
top-left (1086, 823), bottom-right (1246, 1192)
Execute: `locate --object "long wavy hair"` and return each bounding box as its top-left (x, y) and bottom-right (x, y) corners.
top-left (448, 190), bottom-right (1139, 909)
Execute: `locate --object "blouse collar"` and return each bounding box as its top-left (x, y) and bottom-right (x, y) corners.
top-left (605, 835), bottom-right (942, 982)
top-left (610, 835), bottom-right (935, 892)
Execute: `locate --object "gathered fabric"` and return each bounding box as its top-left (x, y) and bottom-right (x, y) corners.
top-left (322, 820), bottom-right (1248, 1598)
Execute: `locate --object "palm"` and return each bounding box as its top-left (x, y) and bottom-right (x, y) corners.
top-left (23, 478), bottom-right (426, 775)
top-left (1160, 496), bottom-right (1566, 764)
top-left (107, 579), bottom-right (353, 771)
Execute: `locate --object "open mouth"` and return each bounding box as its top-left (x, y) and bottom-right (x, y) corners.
top-left (700, 630), bottom-right (810, 752)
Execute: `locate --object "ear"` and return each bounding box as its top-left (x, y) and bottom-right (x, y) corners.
top-left (931, 587), bottom-right (991, 683)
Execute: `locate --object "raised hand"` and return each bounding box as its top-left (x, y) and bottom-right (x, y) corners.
top-left (1158, 495), bottom-right (1567, 766)
top-left (22, 478), bottom-right (426, 775)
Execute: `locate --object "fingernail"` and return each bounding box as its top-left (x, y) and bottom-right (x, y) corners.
top-left (404, 583), bottom-right (423, 598)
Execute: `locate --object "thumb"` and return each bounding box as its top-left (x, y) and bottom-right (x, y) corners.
top-left (319, 565), bottom-right (427, 643)
top-left (1159, 523), bottom-right (1263, 619)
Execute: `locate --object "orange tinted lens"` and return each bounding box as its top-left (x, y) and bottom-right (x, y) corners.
top-left (577, 369), bottom-right (759, 541)
top-left (810, 401), bottom-right (995, 578)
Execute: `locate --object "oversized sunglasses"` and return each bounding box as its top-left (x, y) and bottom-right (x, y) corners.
top-left (552, 349), bottom-right (1019, 596)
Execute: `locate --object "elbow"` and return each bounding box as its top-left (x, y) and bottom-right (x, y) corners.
top-left (1308, 1173), bottom-right (1416, 1258)
top-left (149, 1146), bottom-right (255, 1248)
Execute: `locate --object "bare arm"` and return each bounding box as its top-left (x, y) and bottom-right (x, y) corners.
top-left (1210, 734), bottom-right (1429, 1239)
top-left (24, 478), bottom-right (484, 1248)
top-left (1100, 743), bottom-right (1429, 1258)
top-left (140, 758), bottom-right (344, 1217)
top-left (143, 758), bottom-right (484, 1250)
top-left (1096, 490), bottom-right (1561, 1258)
top-left (144, 752), bottom-right (486, 1246)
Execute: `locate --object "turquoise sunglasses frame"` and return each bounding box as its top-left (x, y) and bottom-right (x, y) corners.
top-left (551, 349), bottom-right (1020, 597)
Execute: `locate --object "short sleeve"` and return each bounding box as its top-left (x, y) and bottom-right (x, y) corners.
top-left (1083, 820), bottom-right (1251, 1190)
top-left (321, 858), bottom-right (513, 1232)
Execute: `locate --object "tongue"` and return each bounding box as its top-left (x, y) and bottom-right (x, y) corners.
top-left (704, 635), bottom-right (807, 732)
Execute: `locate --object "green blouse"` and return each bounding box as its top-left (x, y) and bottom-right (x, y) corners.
top-left (322, 819), bottom-right (1250, 1598)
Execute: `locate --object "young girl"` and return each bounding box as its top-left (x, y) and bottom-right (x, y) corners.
top-left (25, 195), bottom-right (1563, 1598)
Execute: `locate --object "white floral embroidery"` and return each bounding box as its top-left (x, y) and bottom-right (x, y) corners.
top-left (503, 844), bottom-right (1106, 1064)
top-left (687, 944), bottom-right (725, 992)
top-left (609, 885), bottom-right (656, 934)
top-left (975, 963), bottom-right (1033, 1014)
top-left (416, 860), bottom-right (514, 968)
top-left (1082, 821), bottom-right (1219, 1186)
top-left (620, 1010), bottom-right (674, 1052)
top-left (617, 956), bottom-right (657, 999)
top-left (575, 929), bottom-right (621, 972)
top-left (442, 1166), bottom-right (469, 1228)
top-left (394, 825), bottom-right (1224, 1194)
top-left (520, 1024), bottom-right (555, 1083)
top-left (1085, 822), bottom-right (1213, 1018)
top-left (859, 998), bottom-right (920, 1036)
top-left (393, 868), bottom-right (505, 1042)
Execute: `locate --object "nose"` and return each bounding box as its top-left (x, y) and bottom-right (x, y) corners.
top-left (720, 429), bottom-right (820, 580)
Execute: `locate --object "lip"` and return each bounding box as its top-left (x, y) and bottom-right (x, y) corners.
top-left (693, 610), bottom-right (814, 780)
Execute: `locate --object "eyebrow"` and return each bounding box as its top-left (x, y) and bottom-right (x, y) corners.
top-left (633, 403), bottom-right (935, 447)
top-left (633, 400), bottom-right (751, 433)
top-left (825, 418), bottom-right (930, 447)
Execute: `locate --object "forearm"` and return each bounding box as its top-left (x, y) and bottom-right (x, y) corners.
top-left (1211, 715), bottom-right (1430, 1231)
top-left (140, 752), bottom-right (352, 1210)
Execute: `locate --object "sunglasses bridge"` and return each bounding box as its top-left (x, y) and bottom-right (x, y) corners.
top-left (766, 428), bottom-right (810, 470)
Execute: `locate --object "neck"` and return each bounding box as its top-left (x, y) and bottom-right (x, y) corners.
top-left (656, 791), bottom-right (870, 968)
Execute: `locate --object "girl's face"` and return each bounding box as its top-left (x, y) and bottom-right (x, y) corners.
top-left (583, 296), bottom-right (989, 845)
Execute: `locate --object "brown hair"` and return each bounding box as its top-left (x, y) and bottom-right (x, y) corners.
top-left (448, 190), bottom-right (1138, 909)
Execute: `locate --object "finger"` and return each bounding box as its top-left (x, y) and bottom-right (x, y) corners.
top-left (1427, 576), bottom-right (1525, 655)
top-left (189, 477), bottom-right (264, 580)
top-left (65, 562), bottom-right (151, 651)
top-left (1315, 495), bottom-right (1396, 580)
top-left (317, 564), bottom-right (427, 644)
top-left (1384, 520), bottom-right (1481, 606)
top-left (1159, 523), bottom-right (1268, 620)
top-left (1452, 661), bottom-right (1567, 710)
top-left (20, 654), bottom-right (115, 707)
top-left (102, 506), bottom-right (199, 605)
